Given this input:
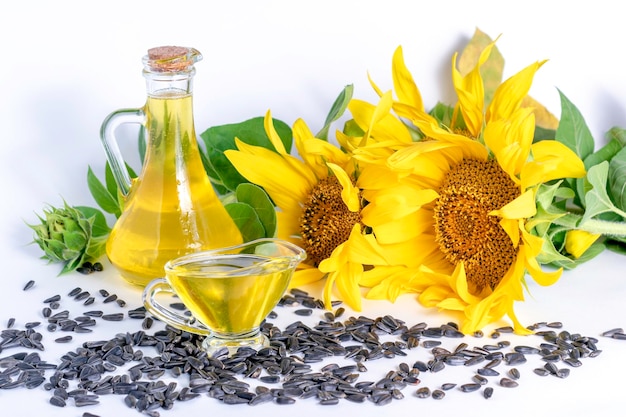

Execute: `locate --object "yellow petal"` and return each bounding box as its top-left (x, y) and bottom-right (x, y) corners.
top-left (487, 60), bottom-right (546, 123)
top-left (419, 285), bottom-right (454, 307)
top-left (565, 229), bottom-right (601, 259)
top-left (498, 218), bottom-right (520, 248)
top-left (367, 71), bottom-right (385, 98)
top-left (263, 110), bottom-right (288, 155)
top-left (392, 45), bottom-right (424, 111)
top-left (490, 189), bottom-right (536, 219)
top-left (289, 266), bottom-right (325, 288)
top-left (525, 251), bottom-right (562, 286)
top-left (293, 119), bottom-right (350, 176)
top-left (347, 228), bottom-right (392, 266)
top-left (521, 140), bottom-right (586, 189)
top-left (484, 108), bottom-right (534, 177)
top-left (327, 163), bottom-right (360, 212)
top-left (437, 297), bottom-right (467, 312)
top-left (334, 263), bottom-right (363, 311)
top-left (322, 270), bottom-right (336, 310)
top-left (225, 145), bottom-right (311, 211)
top-left (451, 42), bottom-right (495, 137)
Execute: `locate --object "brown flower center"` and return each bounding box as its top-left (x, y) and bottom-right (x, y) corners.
top-left (300, 176), bottom-right (361, 267)
top-left (433, 159), bottom-right (521, 294)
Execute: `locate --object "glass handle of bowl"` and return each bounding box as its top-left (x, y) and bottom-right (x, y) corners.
top-left (142, 278), bottom-right (211, 335)
top-left (99, 108), bottom-right (145, 197)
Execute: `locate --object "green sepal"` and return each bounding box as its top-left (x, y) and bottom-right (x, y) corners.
top-left (316, 84), bottom-right (354, 141)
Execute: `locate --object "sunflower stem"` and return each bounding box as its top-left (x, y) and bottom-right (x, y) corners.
top-left (555, 212), bottom-right (626, 237)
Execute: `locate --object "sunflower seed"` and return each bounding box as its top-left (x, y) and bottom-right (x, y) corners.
top-left (68, 287), bottom-right (82, 297)
top-left (294, 309), bottom-right (313, 316)
top-left (432, 389), bottom-right (445, 400)
top-left (483, 387), bottom-right (494, 399)
top-left (477, 367), bottom-right (500, 376)
top-left (74, 291), bottom-right (90, 301)
top-left (460, 383), bottom-right (481, 393)
top-left (472, 374), bottom-right (488, 385)
top-left (101, 313), bottom-right (124, 321)
top-left (23, 280), bottom-right (35, 291)
top-left (103, 294), bottom-right (117, 303)
top-left (500, 377), bottom-right (518, 388)
top-left (43, 294), bottom-right (61, 303)
top-left (601, 327), bottom-right (624, 337)
top-left (55, 336), bottom-right (73, 343)
top-left (49, 395), bottom-right (66, 407)
top-left (274, 396), bottom-right (296, 405)
top-left (415, 387), bottom-right (430, 398)
top-left (508, 368), bottom-right (520, 380)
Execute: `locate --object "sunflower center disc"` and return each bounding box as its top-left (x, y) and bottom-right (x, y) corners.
top-left (434, 159), bottom-right (521, 294)
top-left (300, 176), bottom-right (361, 266)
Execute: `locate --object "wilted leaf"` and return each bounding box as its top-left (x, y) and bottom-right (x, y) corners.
top-left (457, 28), bottom-right (504, 105)
top-left (522, 95), bottom-right (559, 130)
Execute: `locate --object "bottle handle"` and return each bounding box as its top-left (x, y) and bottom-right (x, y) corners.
top-left (99, 108), bottom-right (144, 197)
top-left (142, 278), bottom-right (212, 336)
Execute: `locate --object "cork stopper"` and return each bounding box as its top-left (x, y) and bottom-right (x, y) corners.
top-left (145, 46), bottom-right (202, 72)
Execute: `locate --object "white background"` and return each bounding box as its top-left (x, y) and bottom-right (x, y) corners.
top-left (2, 1), bottom-right (626, 416)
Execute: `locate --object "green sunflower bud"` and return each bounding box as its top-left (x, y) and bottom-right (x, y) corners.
top-left (28, 202), bottom-right (111, 274)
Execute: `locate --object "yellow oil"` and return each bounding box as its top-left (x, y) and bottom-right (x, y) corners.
top-left (165, 254), bottom-right (292, 334)
top-left (106, 94), bottom-right (242, 286)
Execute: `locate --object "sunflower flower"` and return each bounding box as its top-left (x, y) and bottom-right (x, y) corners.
top-left (224, 111), bottom-right (388, 310)
top-left (354, 43), bottom-right (586, 334)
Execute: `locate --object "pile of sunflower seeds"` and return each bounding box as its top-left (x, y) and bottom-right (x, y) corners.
top-left (0, 283), bottom-right (618, 416)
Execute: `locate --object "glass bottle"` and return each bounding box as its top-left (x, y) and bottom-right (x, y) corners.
top-left (100, 46), bottom-right (242, 287)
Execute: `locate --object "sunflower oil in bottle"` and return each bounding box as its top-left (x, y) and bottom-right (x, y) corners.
top-left (100, 46), bottom-right (242, 286)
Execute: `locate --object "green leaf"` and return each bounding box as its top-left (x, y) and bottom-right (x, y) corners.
top-left (555, 90), bottom-right (595, 160)
top-left (584, 138), bottom-right (623, 170)
top-left (87, 166), bottom-right (121, 217)
top-left (342, 119), bottom-right (365, 137)
top-left (606, 126), bottom-right (626, 147)
top-left (533, 126), bottom-right (556, 142)
top-left (75, 206), bottom-right (111, 237)
top-left (200, 117), bottom-right (292, 193)
top-left (608, 146), bottom-right (626, 212)
top-left (429, 102), bottom-right (458, 128)
top-left (235, 183), bottom-right (277, 238)
top-left (548, 240), bottom-right (606, 269)
top-left (580, 161), bottom-right (626, 224)
top-left (61, 256), bottom-right (85, 275)
top-left (199, 149), bottom-right (229, 196)
top-left (316, 84), bottom-right (354, 141)
top-left (224, 202), bottom-right (266, 242)
top-left (606, 238), bottom-right (626, 255)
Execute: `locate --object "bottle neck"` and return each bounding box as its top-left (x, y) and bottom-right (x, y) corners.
top-left (143, 68), bottom-right (195, 97)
